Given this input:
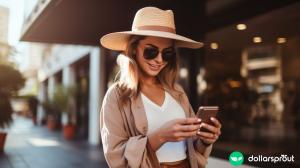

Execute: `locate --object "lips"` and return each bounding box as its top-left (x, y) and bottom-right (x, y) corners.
top-left (148, 63), bottom-right (161, 71)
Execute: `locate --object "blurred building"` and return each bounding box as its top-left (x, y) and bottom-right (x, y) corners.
top-left (20, 0), bottom-right (300, 166)
top-left (0, 5), bottom-right (8, 43)
top-left (0, 5), bottom-right (10, 63)
top-left (36, 44), bottom-right (105, 145)
top-left (19, 0), bottom-right (105, 145)
top-left (18, 43), bottom-right (43, 96)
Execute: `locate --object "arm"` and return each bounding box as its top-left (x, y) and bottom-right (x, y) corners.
top-left (100, 86), bottom-right (154, 168)
top-left (147, 117), bottom-right (202, 152)
top-left (147, 129), bottom-right (165, 151)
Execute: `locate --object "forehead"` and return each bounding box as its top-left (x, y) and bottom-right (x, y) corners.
top-left (139, 36), bottom-right (173, 48)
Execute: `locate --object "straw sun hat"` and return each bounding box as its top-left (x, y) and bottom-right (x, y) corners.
top-left (100, 7), bottom-right (203, 51)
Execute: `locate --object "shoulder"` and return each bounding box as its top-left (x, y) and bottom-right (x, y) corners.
top-left (173, 83), bottom-right (190, 104)
top-left (164, 83), bottom-right (188, 101)
top-left (173, 83), bottom-right (188, 98)
top-left (174, 83), bottom-right (185, 93)
top-left (103, 83), bottom-right (121, 103)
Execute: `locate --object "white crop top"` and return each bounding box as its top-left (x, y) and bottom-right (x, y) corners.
top-left (141, 91), bottom-right (187, 163)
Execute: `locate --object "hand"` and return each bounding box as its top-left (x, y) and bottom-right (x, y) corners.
top-left (196, 117), bottom-right (221, 146)
top-left (148, 117), bottom-right (201, 151)
top-left (160, 117), bottom-right (202, 142)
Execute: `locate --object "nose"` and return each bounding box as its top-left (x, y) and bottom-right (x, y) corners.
top-left (154, 52), bottom-right (164, 63)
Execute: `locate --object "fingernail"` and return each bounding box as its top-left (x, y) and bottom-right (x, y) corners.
top-left (210, 117), bottom-right (215, 121)
top-left (197, 118), bottom-right (201, 122)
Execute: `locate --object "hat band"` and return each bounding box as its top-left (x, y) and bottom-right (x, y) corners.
top-left (135, 25), bottom-right (176, 34)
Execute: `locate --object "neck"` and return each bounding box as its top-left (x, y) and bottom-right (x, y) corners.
top-left (140, 75), bottom-right (158, 86)
top-left (139, 71), bottom-right (160, 87)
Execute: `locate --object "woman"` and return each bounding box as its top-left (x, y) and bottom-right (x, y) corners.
top-left (100, 7), bottom-right (221, 168)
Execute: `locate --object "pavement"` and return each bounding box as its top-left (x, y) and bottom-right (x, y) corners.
top-left (0, 116), bottom-right (109, 168)
top-left (0, 116), bottom-right (261, 168)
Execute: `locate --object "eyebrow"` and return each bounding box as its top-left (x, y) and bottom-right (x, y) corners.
top-left (145, 44), bottom-right (158, 48)
top-left (145, 44), bottom-right (174, 50)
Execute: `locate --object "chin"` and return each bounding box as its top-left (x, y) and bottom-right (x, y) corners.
top-left (144, 66), bottom-right (164, 76)
top-left (145, 70), bottom-right (160, 77)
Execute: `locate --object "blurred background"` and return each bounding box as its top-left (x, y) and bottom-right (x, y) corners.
top-left (0, 0), bottom-right (300, 167)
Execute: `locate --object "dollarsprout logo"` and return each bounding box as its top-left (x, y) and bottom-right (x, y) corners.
top-left (229, 151), bottom-right (244, 166)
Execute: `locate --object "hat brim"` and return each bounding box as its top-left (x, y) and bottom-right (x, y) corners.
top-left (100, 30), bottom-right (203, 51)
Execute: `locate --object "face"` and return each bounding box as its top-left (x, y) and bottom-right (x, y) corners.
top-left (135, 36), bottom-right (175, 77)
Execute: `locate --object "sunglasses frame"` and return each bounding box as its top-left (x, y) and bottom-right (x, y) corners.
top-left (139, 44), bottom-right (176, 62)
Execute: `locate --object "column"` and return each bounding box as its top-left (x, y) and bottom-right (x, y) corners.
top-left (48, 76), bottom-right (56, 101)
top-left (62, 65), bottom-right (76, 125)
top-left (88, 48), bottom-right (105, 145)
top-left (37, 82), bottom-right (46, 125)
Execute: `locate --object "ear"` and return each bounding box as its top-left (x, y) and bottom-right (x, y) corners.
top-left (132, 48), bottom-right (137, 56)
top-left (131, 47), bottom-right (139, 59)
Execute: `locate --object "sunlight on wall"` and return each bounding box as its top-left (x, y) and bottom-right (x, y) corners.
top-left (28, 138), bottom-right (60, 147)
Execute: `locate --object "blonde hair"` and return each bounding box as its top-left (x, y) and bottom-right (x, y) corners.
top-left (115, 35), bottom-right (180, 105)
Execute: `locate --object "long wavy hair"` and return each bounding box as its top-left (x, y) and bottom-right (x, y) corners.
top-left (115, 35), bottom-right (180, 105)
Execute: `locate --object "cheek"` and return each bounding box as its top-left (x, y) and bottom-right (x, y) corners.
top-left (135, 51), bottom-right (148, 68)
top-left (135, 51), bottom-right (144, 64)
top-left (160, 63), bottom-right (168, 70)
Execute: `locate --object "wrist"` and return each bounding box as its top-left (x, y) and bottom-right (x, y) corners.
top-left (157, 131), bottom-right (166, 145)
top-left (148, 130), bottom-right (165, 151)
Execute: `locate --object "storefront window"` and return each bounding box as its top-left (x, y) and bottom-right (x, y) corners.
top-left (201, 2), bottom-right (300, 163)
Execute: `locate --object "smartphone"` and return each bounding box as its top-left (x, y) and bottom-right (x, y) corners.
top-left (196, 106), bottom-right (219, 133)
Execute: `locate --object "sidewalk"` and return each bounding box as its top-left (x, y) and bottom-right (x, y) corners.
top-left (0, 116), bottom-right (257, 168)
top-left (0, 116), bottom-right (109, 168)
top-left (207, 157), bottom-right (255, 168)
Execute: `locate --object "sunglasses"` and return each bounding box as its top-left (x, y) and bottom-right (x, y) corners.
top-left (142, 44), bottom-right (176, 62)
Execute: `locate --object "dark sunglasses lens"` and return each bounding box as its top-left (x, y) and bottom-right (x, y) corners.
top-left (162, 50), bottom-right (176, 62)
top-left (143, 48), bottom-right (159, 60)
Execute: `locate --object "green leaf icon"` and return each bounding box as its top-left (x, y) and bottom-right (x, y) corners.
top-left (229, 151), bottom-right (244, 166)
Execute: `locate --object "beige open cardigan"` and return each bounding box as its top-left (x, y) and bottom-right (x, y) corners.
top-left (100, 83), bottom-right (212, 168)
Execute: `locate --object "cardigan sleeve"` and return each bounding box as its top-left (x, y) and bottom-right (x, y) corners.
top-left (100, 86), bottom-right (156, 168)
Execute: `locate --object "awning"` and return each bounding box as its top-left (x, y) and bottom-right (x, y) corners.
top-left (20, 0), bottom-right (298, 46)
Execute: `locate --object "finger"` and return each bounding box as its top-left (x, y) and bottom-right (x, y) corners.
top-left (177, 130), bottom-right (198, 138)
top-left (198, 136), bottom-right (215, 144)
top-left (197, 130), bottom-right (216, 139)
top-left (200, 123), bottom-right (221, 135)
top-left (198, 134), bottom-right (218, 142)
top-left (177, 117), bottom-right (201, 125)
top-left (210, 117), bottom-right (221, 128)
top-left (169, 136), bottom-right (185, 142)
top-left (179, 124), bottom-right (201, 132)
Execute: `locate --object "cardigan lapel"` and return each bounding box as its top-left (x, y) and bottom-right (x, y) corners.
top-left (130, 93), bottom-right (149, 135)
